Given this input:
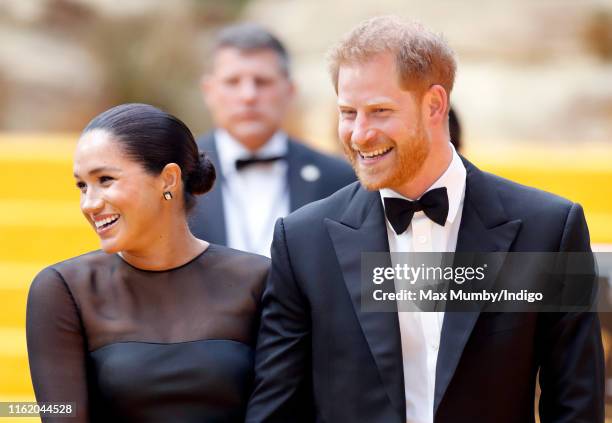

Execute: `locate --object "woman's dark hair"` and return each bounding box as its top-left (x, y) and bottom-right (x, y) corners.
top-left (83, 103), bottom-right (215, 212)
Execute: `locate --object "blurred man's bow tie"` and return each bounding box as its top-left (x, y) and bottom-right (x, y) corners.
top-left (235, 155), bottom-right (285, 171)
top-left (383, 187), bottom-right (449, 235)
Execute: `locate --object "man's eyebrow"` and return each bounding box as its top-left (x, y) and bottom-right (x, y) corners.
top-left (337, 100), bottom-right (354, 108)
top-left (363, 97), bottom-right (395, 107)
top-left (337, 98), bottom-right (396, 108)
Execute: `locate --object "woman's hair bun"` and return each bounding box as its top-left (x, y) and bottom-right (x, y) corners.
top-left (186, 152), bottom-right (216, 195)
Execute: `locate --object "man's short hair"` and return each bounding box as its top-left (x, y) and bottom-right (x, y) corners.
top-left (212, 23), bottom-right (291, 77)
top-left (327, 16), bottom-right (456, 98)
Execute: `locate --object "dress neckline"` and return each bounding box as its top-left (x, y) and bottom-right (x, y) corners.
top-left (115, 244), bottom-right (215, 273)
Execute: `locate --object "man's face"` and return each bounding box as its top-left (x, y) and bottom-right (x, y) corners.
top-left (337, 52), bottom-right (430, 192)
top-left (202, 47), bottom-right (294, 151)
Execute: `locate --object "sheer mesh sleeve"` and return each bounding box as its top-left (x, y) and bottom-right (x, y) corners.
top-left (26, 267), bottom-right (89, 422)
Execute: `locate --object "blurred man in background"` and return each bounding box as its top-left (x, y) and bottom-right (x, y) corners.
top-left (189, 23), bottom-right (355, 256)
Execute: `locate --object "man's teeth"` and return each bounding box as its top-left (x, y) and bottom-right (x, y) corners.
top-left (95, 214), bottom-right (120, 229)
top-left (360, 147), bottom-right (392, 158)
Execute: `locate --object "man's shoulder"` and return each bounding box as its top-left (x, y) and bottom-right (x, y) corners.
top-left (473, 165), bottom-right (577, 226)
top-left (283, 181), bottom-right (362, 226)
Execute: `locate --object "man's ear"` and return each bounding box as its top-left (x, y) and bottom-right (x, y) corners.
top-left (200, 74), bottom-right (214, 108)
top-left (286, 78), bottom-right (297, 99)
top-left (421, 84), bottom-right (448, 126)
top-left (160, 163), bottom-right (182, 194)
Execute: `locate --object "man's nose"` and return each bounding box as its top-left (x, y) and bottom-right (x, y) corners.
top-left (238, 79), bottom-right (257, 103)
top-left (351, 114), bottom-right (376, 146)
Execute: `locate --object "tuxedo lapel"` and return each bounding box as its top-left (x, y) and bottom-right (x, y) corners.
top-left (325, 186), bottom-right (406, 421)
top-left (434, 158), bottom-right (522, 413)
top-left (191, 133), bottom-right (227, 245)
top-left (287, 140), bottom-right (320, 211)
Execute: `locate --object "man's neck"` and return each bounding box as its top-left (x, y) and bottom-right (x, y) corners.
top-left (395, 142), bottom-right (453, 199)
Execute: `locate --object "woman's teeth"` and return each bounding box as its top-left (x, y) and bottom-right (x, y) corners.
top-left (95, 214), bottom-right (120, 229)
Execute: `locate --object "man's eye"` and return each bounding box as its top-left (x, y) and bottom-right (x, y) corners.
top-left (255, 78), bottom-right (273, 87)
top-left (374, 108), bottom-right (391, 114)
top-left (340, 110), bottom-right (356, 118)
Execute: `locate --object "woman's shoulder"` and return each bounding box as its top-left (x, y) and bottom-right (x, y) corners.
top-left (28, 251), bottom-right (114, 313)
top-left (44, 250), bottom-right (112, 274)
top-left (199, 244), bottom-right (270, 291)
top-left (202, 244), bottom-right (270, 272)
top-left (31, 250), bottom-right (114, 290)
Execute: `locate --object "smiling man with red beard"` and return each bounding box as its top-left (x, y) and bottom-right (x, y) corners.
top-left (246, 16), bottom-right (604, 423)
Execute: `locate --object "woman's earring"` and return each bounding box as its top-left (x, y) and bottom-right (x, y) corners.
top-left (163, 191), bottom-right (173, 200)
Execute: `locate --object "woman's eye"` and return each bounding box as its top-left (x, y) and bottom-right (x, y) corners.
top-left (374, 108), bottom-right (390, 114)
top-left (99, 176), bottom-right (114, 184)
top-left (76, 182), bottom-right (87, 193)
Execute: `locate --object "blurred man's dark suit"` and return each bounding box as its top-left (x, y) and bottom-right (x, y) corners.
top-left (189, 132), bottom-right (356, 245)
top-left (246, 157), bottom-right (604, 423)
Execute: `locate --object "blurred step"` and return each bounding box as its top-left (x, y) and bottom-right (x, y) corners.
top-left (0, 328), bottom-right (33, 397)
top-left (0, 262), bottom-right (45, 328)
top-left (0, 199), bottom-right (98, 263)
top-left (0, 200), bottom-right (83, 227)
top-left (0, 160), bottom-right (78, 202)
top-left (1, 289), bottom-right (27, 328)
top-left (0, 225), bottom-right (98, 263)
top-left (0, 136), bottom-right (77, 202)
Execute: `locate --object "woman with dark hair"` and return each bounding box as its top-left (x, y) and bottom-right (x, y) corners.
top-left (26, 103), bottom-right (269, 422)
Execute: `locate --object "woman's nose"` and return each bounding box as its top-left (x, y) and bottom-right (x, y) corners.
top-left (81, 189), bottom-right (104, 215)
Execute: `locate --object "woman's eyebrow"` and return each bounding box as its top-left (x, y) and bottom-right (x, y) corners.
top-left (73, 166), bottom-right (121, 178)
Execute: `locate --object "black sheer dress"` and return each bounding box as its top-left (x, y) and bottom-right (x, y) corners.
top-left (26, 244), bottom-right (269, 422)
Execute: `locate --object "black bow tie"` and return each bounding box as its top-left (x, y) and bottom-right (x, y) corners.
top-left (383, 187), bottom-right (449, 235)
top-left (235, 155), bottom-right (285, 171)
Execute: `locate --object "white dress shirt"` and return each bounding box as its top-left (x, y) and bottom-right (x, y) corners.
top-left (380, 145), bottom-right (466, 423)
top-left (215, 129), bottom-right (290, 257)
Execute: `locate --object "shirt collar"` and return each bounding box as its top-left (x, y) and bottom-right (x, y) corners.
top-left (215, 129), bottom-right (289, 177)
top-left (380, 143), bottom-right (466, 224)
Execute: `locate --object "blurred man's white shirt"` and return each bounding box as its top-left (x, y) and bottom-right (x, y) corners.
top-left (215, 129), bottom-right (289, 257)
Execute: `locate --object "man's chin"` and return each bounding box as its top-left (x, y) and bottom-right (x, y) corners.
top-left (356, 174), bottom-right (390, 191)
top-left (230, 126), bottom-right (274, 149)
top-left (356, 169), bottom-right (412, 192)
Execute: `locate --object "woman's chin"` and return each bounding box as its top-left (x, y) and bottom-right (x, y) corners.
top-left (100, 241), bottom-right (121, 254)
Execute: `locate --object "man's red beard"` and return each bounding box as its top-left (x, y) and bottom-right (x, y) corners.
top-left (343, 124), bottom-right (430, 192)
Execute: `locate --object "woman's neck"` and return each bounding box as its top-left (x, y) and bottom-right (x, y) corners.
top-left (119, 220), bottom-right (208, 271)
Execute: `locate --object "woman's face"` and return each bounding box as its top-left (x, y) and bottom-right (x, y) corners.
top-left (73, 130), bottom-right (165, 254)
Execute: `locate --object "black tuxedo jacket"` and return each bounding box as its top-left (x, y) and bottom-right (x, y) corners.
top-left (246, 158), bottom-right (604, 423)
top-left (188, 132), bottom-right (356, 245)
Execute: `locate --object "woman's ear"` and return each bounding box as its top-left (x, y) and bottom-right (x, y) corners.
top-left (160, 163), bottom-right (182, 194)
